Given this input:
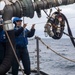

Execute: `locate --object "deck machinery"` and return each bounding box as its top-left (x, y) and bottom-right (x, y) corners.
top-left (0, 0), bottom-right (75, 74)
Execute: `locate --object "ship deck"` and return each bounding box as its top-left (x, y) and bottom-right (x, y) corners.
top-left (8, 69), bottom-right (48, 75)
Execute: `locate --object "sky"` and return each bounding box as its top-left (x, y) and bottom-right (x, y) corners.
top-left (24, 4), bottom-right (75, 38)
top-left (0, 1), bottom-right (75, 38)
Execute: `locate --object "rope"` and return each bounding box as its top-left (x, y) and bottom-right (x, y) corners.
top-left (32, 22), bottom-right (46, 25)
top-left (23, 16), bottom-right (25, 25)
top-left (63, 32), bottom-right (75, 39)
top-left (37, 36), bottom-right (75, 63)
top-left (62, 13), bottom-right (75, 47)
top-left (3, 27), bottom-right (24, 75)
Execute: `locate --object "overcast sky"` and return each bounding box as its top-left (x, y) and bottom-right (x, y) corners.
top-left (0, 1), bottom-right (75, 38)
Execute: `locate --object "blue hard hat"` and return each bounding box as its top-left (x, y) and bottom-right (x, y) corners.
top-left (13, 17), bottom-right (22, 23)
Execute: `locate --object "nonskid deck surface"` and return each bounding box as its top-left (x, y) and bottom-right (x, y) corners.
top-left (7, 72), bottom-right (40, 75)
top-left (7, 70), bottom-right (48, 75)
top-left (7, 73), bottom-right (40, 75)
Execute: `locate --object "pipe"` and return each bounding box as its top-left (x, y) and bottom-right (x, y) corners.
top-left (0, 31), bottom-right (15, 75)
top-left (0, 1), bottom-right (24, 74)
top-left (0, 0), bottom-right (75, 18)
top-left (2, 6), bottom-right (13, 21)
top-left (33, 0), bottom-right (75, 11)
top-left (0, 5), bottom-right (16, 75)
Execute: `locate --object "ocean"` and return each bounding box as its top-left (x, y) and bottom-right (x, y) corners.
top-left (28, 38), bottom-right (75, 75)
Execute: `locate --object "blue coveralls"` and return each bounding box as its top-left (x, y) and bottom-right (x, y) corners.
top-left (0, 28), bottom-right (6, 64)
top-left (12, 26), bottom-right (35, 75)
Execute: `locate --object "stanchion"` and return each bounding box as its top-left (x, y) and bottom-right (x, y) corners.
top-left (35, 36), bottom-right (40, 75)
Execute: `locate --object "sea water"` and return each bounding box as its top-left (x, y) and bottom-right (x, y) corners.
top-left (28, 38), bottom-right (75, 75)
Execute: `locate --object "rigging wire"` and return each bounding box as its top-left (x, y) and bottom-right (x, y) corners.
top-left (28, 16), bottom-right (75, 25)
top-left (63, 32), bottom-right (75, 39)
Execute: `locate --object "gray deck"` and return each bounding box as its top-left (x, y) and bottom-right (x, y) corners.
top-left (7, 70), bottom-right (48, 75)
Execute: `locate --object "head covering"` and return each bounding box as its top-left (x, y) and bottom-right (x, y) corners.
top-left (13, 17), bottom-right (22, 24)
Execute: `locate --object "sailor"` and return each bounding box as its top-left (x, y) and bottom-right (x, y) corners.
top-left (0, 17), bottom-right (6, 64)
top-left (12, 17), bottom-right (35, 75)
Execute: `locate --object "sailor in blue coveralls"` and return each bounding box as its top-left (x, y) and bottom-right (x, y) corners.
top-left (12, 17), bottom-right (35, 75)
